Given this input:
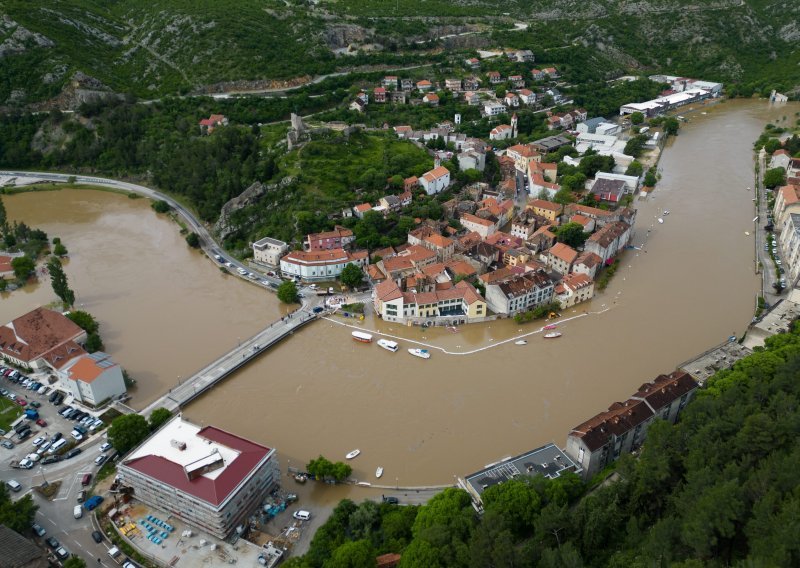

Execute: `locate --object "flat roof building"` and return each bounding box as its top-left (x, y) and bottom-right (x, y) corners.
top-left (118, 416), bottom-right (278, 539)
top-left (252, 237), bottom-right (289, 267)
top-left (463, 443), bottom-right (580, 507)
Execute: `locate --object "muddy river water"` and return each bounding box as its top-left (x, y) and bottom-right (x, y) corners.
top-left (2, 99), bottom-right (797, 487)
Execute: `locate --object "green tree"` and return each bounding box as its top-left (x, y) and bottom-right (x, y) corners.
top-left (579, 154), bottom-right (615, 178)
top-left (340, 263), bottom-right (364, 289)
top-left (53, 242), bottom-right (68, 256)
top-left (0, 485), bottom-right (38, 534)
top-left (554, 188), bottom-right (575, 205)
top-left (554, 222), bottom-right (588, 248)
top-left (66, 310), bottom-right (100, 334)
top-left (763, 167), bottom-right (786, 189)
top-left (625, 161), bottom-right (644, 177)
top-left (63, 558), bottom-right (88, 568)
top-left (11, 256), bottom-right (35, 280)
top-left (108, 414), bottom-right (151, 455)
top-left (85, 332), bottom-right (104, 353)
top-left (629, 112), bottom-right (644, 125)
top-left (47, 256), bottom-right (75, 307)
top-left (482, 478), bottom-right (542, 535)
top-left (0, 195), bottom-right (7, 230)
top-left (148, 408), bottom-right (172, 431)
top-left (643, 170), bottom-right (658, 187)
top-left (151, 200), bottom-right (171, 213)
top-left (663, 117), bottom-right (680, 136)
top-left (185, 232), bottom-right (200, 248)
top-left (277, 280), bottom-right (299, 304)
top-left (324, 539), bottom-right (375, 568)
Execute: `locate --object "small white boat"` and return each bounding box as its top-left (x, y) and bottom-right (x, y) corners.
top-left (515, 340), bottom-right (527, 345)
top-left (663, 210), bottom-right (670, 215)
top-left (376, 467), bottom-right (384, 478)
top-left (408, 348), bottom-right (431, 359)
top-left (352, 331), bottom-right (373, 343)
top-left (658, 218), bottom-right (664, 224)
top-left (377, 339), bottom-right (399, 352)
top-left (544, 332), bottom-right (562, 339)
top-left (745, 231), bottom-right (751, 236)
top-left (346, 449), bottom-right (361, 460)
top-left (357, 481), bottom-right (372, 487)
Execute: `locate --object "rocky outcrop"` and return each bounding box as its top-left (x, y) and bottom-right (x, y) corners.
top-left (214, 178), bottom-right (294, 240)
top-left (323, 24), bottom-right (372, 49)
top-left (0, 15), bottom-right (55, 58)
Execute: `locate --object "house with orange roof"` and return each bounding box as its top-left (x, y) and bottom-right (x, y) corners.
top-left (565, 371), bottom-right (698, 478)
top-left (445, 259), bottom-right (477, 280)
top-left (487, 71), bottom-right (502, 84)
top-left (527, 199), bottom-right (562, 222)
top-left (372, 279), bottom-right (487, 324)
top-left (379, 256), bottom-right (416, 284)
top-left (199, 114), bottom-right (228, 134)
top-left (503, 248), bottom-right (531, 268)
top-left (528, 161), bottom-right (557, 183)
top-left (572, 251), bottom-right (603, 280)
top-left (506, 143), bottom-right (541, 171)
top-left (529, 173), bottom-right (561, 200)
top-left (548, 242), bottom-right (578, 274)
top-left (542, 67), bottom-right (559, 78)
top-left (570, 214), bottom-right (595, 233)
top-left (60, 351), bottom-right (126, 406)
top-left (416, 79), bottom-right (433, 92)
top-left (489, 124), bottom-right (513, 141)
top-left (419, 165), bottom-right (451, 195)
top-left (504, 92), bottom-right (520, 107)
top-left (773, 184), bottom-right (800, 229)
top-left (394, 125), bottom-right (413, 139)
top-left (770, 148), bottom-right (791, 170)
top-left (478, 265), bottom-right (525, 285)
top-left (422, 233), bottom-right (455, 262)
top-left (305, 226), bottom-right (355, 251)
top-left (423, 93), bottom-right (440, 106)
top-left (0, 254), bottom-right (13, 279)
top-left (353, 203), bottom-right (373, 218)
top-left (0, 307), bottom-right (87, 371)
top-left (511, 210), bottom-right (546, 240)
top-left (280, 248), bottom-right (368, 282)
top-left (460, 212), bottom-right (497, 238)
top-left (373, 87), bottom-right (387, 103)
top-left (456, 231), bottom-right (483, 252)
top-left (555, 272), bottom-right (595, 308)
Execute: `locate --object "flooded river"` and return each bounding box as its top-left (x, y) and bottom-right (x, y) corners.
top-left (2, 99), bottom-right (796, 486)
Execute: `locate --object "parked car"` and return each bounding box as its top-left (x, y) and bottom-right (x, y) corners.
top-left (1, 440), bottom-right (14, 449)
top-left (81, 473), bottom-right (92, 486)
top-left (45, 536), bottom-right (59, 549)
top-left (64, 448), bottom-right (82, 459)
top-left (16, 398), bottom-right (27, 406)
top-left (29, 401), bottom-right (41, 408)
top-left (91, 530), bottom-right (103, 543)
top-left (73, 505), bottom-right (83, 519)
top-left (84, 495), bottom-right (104, 511)
top-left (77, 490), bottom-right (86, 503)
top-left (35, 418), bottom-right (47, 427)
top-left (40, 455), bottom-right (60, 465)
top-left (292, 510), bottom-right (311, 521)
top-left (55, 546), bottom-right (70, 560)
top-left (31, 523), bottom-right (46, 537)
top-left (100, 442), bottom-right (112, 452)
top-left (383, 496), bottom-right (399, 505)
top-left (95, 454), bottom-right (108, 467)
top-left (32, 436), bottom-right (45, 447)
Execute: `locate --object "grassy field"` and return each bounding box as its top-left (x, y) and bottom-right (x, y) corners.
top-left (0, 396), bottom-right (24, 432)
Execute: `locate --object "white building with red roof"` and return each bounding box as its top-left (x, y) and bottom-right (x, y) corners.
top-left (118, 416), bottom-right (278, 538)
top-left (555, 272), bottom-right (595, 307)
top-left (419, 165), bottom-right (451, 195)
top-left (280, 248), bottom-right (368, 282)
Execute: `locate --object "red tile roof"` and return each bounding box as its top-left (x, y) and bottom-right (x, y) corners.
top-left (529, 199), bottom-right (561, 212)
top-left (422, 166), bottom-right (450, 182)
top-left (124, 425), bottom-right (271, 507)
top-left (0, 307), bottom-right (86, 366)
top-left (549, 242), bottom-right (578, 264)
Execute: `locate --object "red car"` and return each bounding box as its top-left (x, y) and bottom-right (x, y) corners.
top-left (16, 397), bottom-right (27, 406)
top-left (35, 418), bottom-right (47, 427)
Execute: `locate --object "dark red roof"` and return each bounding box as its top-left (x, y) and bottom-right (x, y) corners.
top-left (124, 426), bottom-right (271, 507)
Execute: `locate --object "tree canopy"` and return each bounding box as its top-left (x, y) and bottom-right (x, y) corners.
top-left (47, 256), bottom-right (75, 307)
top-left (277, 280), bottom-right (299, 304)
top-left (340, 263), bottom-right (364, 289)
top-left (553, 222), bottom-right (589, 249)
top-left (763, 167), bottom-right (786, 189)
top-left (148, 408), bottom-right (173, 431)
top-left (0, 485), bottom-right (38, 535)
top-left (108, 414), bottom-right (151, 455)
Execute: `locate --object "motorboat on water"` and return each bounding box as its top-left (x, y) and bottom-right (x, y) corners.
top-left (377, 339), bottom-right (399, 352)
top-left (352, 331), bottom-right (373, 343)
top-left (346, 449), bottom-right (361, 460)
top-left (543, 324), bottom-right (557, 330)
top-left (408, 348), bottom-right (431, 359)
top-left (515, 340), bottom-right (527, 345)
top-left (544, 332), bottom-right (562, 339)
top-left (663, 210), bottom-right (670, 215)
top-left (658, 218), bottom-right (664, 224)
top-left (376, 467), bottom-right (384, 478)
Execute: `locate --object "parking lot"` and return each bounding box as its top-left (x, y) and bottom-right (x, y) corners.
top-left (1, 365), bottom-right (111, 471)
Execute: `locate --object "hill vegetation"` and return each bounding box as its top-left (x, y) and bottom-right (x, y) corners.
top-left (284, 321), bottom-right (800, 567)
top-left (1, 0), bottom-right (798, 107)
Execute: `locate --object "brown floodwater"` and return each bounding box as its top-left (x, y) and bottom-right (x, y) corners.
top-left (2, 99), bottom-right (797, 487)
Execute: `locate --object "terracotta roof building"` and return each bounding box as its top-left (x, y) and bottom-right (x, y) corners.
top-left (0, 307), bottom-right (87, 371)
top-left (373, 280), bottom-right (487, 324)
top-left (280, 248), bottom-right (369, 282)
top-left (548, 242), bottom-right (579, 275)
top-left (305, 226), bottom-right (355, 251)
top-left (484, 270), bottom-right (554, 315)
top-left (118, 416), bottom-right (278, 539)
top-left (60, 351), bottom-right (127, 407)
top-left (419, 166), bottom-right (451, 195)
top-left (566, 371), bottom-right (698, 478)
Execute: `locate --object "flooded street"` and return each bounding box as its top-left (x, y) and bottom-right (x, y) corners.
top-left (2, 99), bottom-right (796, 487)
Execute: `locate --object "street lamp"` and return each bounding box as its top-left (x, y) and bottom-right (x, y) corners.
top-left (40, 466), bottom-right (48, 488)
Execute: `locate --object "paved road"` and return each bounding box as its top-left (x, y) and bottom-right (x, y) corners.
top-left (0, 170), bottom-right (282, 289)
top-left (754, 149), bottom-right (783, 305)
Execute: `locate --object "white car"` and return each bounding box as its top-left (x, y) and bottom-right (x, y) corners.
top-left (32, 436), bottom-right (45, 447)
top-left (73, 505), bottom-right (83, 519)
top-left (71, 430), bottom-right (83, 441)
top-left (18, 458), bottom-right (34, 469)
top-left (25, 453), bottom-right (41, 463)
top-left (292, 510), bottom-right (311, 521)
top-left (100, 442), bottom-right (112, 452)
top-left (37, 440), bottom-right (52, 454)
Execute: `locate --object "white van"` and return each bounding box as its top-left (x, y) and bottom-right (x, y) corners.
top-left (73, 505), bottom-right (83, 519)
top-left (49, 439), bottom-right (68, 454)
top-left (292, 510), bottom-right (311, 521)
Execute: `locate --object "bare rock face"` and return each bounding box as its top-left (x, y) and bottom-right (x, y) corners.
top-left (0, 15), bottom-right (55, 58)
top-left (323, 24), bottom-right (372, 49)
top-left (214, 178), bottom-right (294, 240)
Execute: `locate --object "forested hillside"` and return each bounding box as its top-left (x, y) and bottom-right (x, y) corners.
top-left (284, 322), bottom-right (800, 567)
top-left (1, 0), bottom-right (798, 106)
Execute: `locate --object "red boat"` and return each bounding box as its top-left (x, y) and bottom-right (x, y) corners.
top-left (543, 324), bottom-right (557, 330)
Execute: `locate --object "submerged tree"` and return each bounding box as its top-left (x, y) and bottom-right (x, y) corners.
top-left (47, 257), bottom-right (75, 307)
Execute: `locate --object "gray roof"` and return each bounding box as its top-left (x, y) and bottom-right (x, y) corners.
top-left (583, 117), bottom-right (607, 132)
top-left (591, 178), bottom-right (626, 198)
top-left (464, 443), bottom-right (579, 501)
top-left (0, 525), bottom-right (47, 568)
